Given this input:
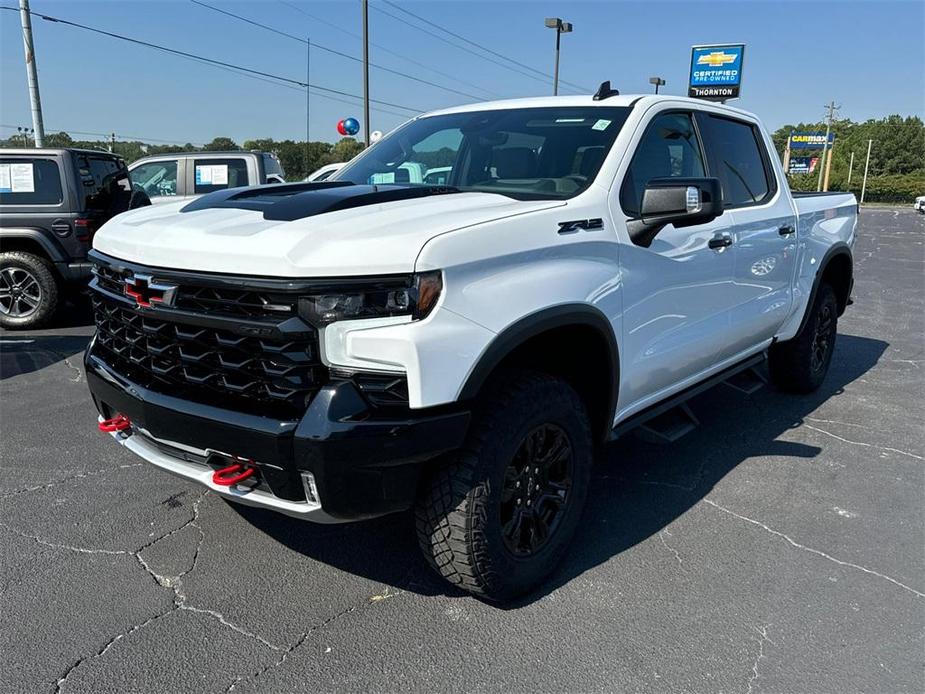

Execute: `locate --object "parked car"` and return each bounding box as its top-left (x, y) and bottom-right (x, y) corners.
top-left (304, 162), bottom-right (345, 182)
top-left (914, 195), bottom-right (925, 213)
top-left (0, 148), bottom-right (147, 328)
top-left (128, 150), bottom-right (285, 205)
top-left (85, 91), bottom-right (856, 600)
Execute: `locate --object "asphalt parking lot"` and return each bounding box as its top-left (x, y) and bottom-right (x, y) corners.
top-left (1, 207), bottom-right (922, 693)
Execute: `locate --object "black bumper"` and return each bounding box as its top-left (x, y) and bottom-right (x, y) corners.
top-left (85, 349), bottom-right (470, 520)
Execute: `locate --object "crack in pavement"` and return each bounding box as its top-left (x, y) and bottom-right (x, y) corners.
top-left (658, 529), bottom-right (683, 567)
top-left (224, 583), bottom-right (410, 692)
top-left (43, 490), bottom-right (286, 693)
top-left (0, 463), bottom-right (144, 500)
top-left (802, 423), bottom-right (924, 461)
top-left (704, 499), bottom-right (925, 599)
top-left (745, 625), bottom-right (776, 694)
top-left (62, 357), bottom-right (82, 383)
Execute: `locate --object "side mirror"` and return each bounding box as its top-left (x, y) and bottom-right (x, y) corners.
top-left (629, 177), bottom-right (724, 247)
top-left (266, 175), bottom-right (285, 185)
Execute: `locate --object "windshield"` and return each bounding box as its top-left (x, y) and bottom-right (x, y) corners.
top-left (335, 106), bottom-right (632, 200)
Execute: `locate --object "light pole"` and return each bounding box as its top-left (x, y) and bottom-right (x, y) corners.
top-left (649, 76), bottom-right (665, 94)
top-left (544, 17), bottom-right (572, 96)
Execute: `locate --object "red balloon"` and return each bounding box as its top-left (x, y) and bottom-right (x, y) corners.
top-left (336, 119), bottom-right (348, 136)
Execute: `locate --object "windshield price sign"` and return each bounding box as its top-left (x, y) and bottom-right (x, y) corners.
top-left (689, 44), bottom-right (745, 101)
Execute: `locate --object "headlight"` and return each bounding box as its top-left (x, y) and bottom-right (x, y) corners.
top-left (298, 271), bottom-right (442, 326)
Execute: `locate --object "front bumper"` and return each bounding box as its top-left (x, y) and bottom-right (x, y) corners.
top-left (86, 349), bottom-right (470, 521)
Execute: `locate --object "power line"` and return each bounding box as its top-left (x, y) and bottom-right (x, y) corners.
top-left (368, 3), bottom-right (583, 96)
top-left (0, 5), bottom-right (423, 114)
top-left (1, 123), bottom-right (204, 146)
top-left (380, 0), bottom-right (591, 93)
top-left (189, 0), bottom-right (486, 102)
top-left (277, 0), bottom-right (502, 99)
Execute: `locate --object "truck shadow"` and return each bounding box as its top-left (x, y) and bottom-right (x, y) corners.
top-left (233, 333), bottom-right (888, 607)
top-left (0, 333), bottom-right (91, 380)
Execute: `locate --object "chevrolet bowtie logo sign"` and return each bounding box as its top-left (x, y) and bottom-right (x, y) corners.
top-left (697, 51), bottom-right (737, 67)
top-left (689, 44), bottom-right (745, 101)
top-left (124, 274), bottom-right (177, 309)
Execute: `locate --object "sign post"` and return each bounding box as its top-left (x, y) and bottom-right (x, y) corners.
top-left (689, 44), bottom-right (745, 102)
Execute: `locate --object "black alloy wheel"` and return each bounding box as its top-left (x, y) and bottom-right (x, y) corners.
top-left (501, 424), bottom-right (574, 557)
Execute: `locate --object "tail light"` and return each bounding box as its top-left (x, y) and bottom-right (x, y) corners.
top-left (75, 217), bottom-right (99, 242)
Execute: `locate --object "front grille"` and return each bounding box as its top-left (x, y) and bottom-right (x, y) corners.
top-left (90, 290), bottom-right (324, 419)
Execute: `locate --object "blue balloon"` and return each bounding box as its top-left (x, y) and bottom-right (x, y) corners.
top-left (343, 117), bottom-right (360, 136)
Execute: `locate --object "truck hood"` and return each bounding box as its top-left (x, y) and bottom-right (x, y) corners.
top-left (93, 192), bottom-right (563, 276)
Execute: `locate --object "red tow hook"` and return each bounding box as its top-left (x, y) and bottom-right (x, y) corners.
top-left (99, 414), bottom-right (131, 432)
top-left (212, 462), bottom-right (256, 487)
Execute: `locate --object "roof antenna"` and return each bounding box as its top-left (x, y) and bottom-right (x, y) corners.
top-left (593, 80), bottom-right (620, 101)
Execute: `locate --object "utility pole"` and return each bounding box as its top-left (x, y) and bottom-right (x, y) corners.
top-left (19, 0), bottom-right (45, 147)
top-left (816, 100), bottom-right (839, 192)
top-left (361, 0), bottom-right (370, 147)
top-left (823, 140), bottom-right (834, 191)
top-left (303, 36), bottom-right (312, 178)
top-left (860, 139), bottom-right (873, 205)
top-left (109, 132), bottom-right (115, 153)
top-left (847, 151), bottom-right (855, 188)
top-left (782, 135), bottom-right (791, 175)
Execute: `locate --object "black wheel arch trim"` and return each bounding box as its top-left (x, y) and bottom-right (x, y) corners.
top-left (796, 242), bottom-right (852, 336)
top-left (0, 228), bottom-right (67, 263)
top-left (458, 303), bottom-right (619, 441)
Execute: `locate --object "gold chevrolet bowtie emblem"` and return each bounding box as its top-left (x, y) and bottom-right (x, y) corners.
top-left (697, 51), bottom-right (737, 67)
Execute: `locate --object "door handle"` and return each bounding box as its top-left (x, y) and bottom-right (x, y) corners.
top-left (778, 224), bottom-right (795, 236)
top-left (708, 235), bottom-right (733, 250)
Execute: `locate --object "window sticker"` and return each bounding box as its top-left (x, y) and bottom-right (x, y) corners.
top-left (591, 119), bottom-right (612, 131)
top-left (195, 164), bottom-right (229, 186)
top-left (11, 162), bottom-right (36, 192)
top-left (0, 163), bottom-right (36, 193)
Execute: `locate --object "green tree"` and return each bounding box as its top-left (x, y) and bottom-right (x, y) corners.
top-left (203, 137), bottom-right (240, 151)
top-left (772, 115), bottom-right (925, 201)
top-left (326, 138), bottom-right (365, 165)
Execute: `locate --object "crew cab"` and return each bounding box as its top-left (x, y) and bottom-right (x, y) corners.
top-left (85, 91), bottom-right (856, 600)
top-left (128, 150), bottom-right (285, 205)
top-left (0, 148), bottom-right (147, 328)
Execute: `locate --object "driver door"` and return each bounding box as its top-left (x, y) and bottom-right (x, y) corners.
top-left (614, 110), bottom-right (740, 415)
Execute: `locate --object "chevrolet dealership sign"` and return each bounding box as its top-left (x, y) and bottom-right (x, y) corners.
top-left (689, 44), bottom-right (745, 101)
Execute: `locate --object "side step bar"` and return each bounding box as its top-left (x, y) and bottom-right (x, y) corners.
top-left (609, 353), bottom-right (766, 442)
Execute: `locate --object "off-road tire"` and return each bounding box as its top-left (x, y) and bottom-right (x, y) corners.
top-left (0, 251), bottom-right (59, 330)
top-left (415, 372), bottom-right (593, 601)
top-left (769, 282), bottom-right (838, 393)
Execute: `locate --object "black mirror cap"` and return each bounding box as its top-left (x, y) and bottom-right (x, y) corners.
top-left (629, 177), bottom-right (724, 247)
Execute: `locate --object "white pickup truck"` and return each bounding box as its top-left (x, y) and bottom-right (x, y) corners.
top-left (85, 90), bottom-right (856, 600)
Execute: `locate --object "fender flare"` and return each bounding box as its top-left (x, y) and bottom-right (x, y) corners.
top-left (795, 242), bottom-right (853, 337)
top-left (0, 228), bottom-right (66, 263)
top-left (458, 303), bottom-right (620, 437)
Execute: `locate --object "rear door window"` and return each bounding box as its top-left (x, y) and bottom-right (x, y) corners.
top-left (77, 155), bottom-right (130, 211)
top-left (131, 160), bottom-right (179, 199)
top-left (696, 114), bottom-right (774, 207)
top-left (0, 158), bottom-right (63, 205)
top-left (193, 158), bottom-right (249, 194)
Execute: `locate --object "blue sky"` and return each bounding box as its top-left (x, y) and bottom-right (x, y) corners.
top-left (1, 0), bottom-right (923, 145)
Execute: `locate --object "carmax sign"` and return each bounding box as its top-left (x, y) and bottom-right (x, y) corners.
top-left (790, 132), bottom-right (836, 149)
top-left (689, 44), bottom-right (745, 101)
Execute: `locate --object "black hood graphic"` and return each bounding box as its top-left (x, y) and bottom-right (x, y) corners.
top-left (181, 181), bottom-right (461, 222)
